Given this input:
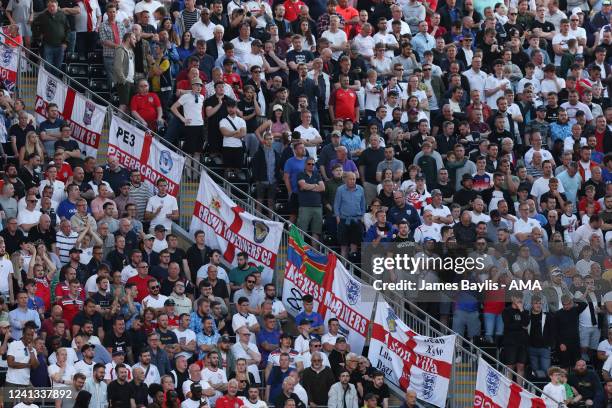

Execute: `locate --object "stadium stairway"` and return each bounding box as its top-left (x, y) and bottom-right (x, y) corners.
top-left (8, 36), bottom-right (552, 407)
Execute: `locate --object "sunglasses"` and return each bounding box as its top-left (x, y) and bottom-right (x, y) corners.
top-left (246, 280), bottom-right (256, 284)
top-left (150, 285), bottom-right (160, 289)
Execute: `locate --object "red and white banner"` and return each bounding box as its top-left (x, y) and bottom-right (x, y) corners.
top-left (189, 169), bottom-right (282, 284)
top-left (108, 114), bottom-right (185, 197)
top-left (368, 299), bottom-right (456, 408)
top-left (0, 42), bottom-right (18, 93)
top-left (34, 68), bottom-right (105, 157)
top-left (474, 357), bottom-right (555, 408)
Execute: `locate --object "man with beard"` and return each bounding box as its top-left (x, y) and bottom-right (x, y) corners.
top-left (107, 364), bottom-right (131, 408)
top-left (568, 360), bottom-right (603, 406)
top-left (201, 351), bottom-right (229, 406)
top-left (83, 363), bottom-right (107, 408)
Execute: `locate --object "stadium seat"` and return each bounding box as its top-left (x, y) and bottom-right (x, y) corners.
top-left (89, 79), bottom-right (109, 93)
top-left (88, 65), bottom-right (106, 79)
top-left (67, 63), bottom-right (88, 77)
top-left (64, 52), bottom-right (80, 64)
top-left (87, 51), bottom-right (103, 64)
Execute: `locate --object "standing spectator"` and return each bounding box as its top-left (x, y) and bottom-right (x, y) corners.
top-left (297, 157), bottom-right (325, 241)
top-left (99, 3), bottom-right (129, 89)
top-left (170, 78), bottom-right (205, 169)
top-left (528, 295), bottom-right (553, 376)
top-left (501, 293), bottom-right (529, 380)
top-left (144, 179), bottom-right (179, 234)
top-left (6, 321), bottom-right (39, 387)
top-left (219, 99), bottom-right (247, 179)
top-left (9, 292), bottom-right (41, 340)
top-left (333, 172), bottom-right (365, 258)
top-left (554, 295), bottom-right (588, 369)
top-left (113, 32), bottom-right (137, 113)
top-left (32, 0), bottom-right (71, 69)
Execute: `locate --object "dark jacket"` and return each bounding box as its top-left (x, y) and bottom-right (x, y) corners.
top-left (206, 38), bottom-right (223, 61)
top-left (32, 10), bottom-right (70, 47)
top-left (251, 145), bottom-right (281, 183)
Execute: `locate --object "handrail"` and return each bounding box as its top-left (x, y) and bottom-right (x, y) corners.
top-left (6, 34), bottom-right (554, 405)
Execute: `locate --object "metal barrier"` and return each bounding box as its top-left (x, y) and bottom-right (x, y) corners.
top-left (7, 38), bottom-right (555, 407)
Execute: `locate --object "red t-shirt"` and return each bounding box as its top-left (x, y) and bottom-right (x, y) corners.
top-left (35, 277), bottom-right (51, 311)
top-left (130, 93), bottom-right (161, 126)
top-left (59, 296), bottom-right (84, 326)
top-left (216, 395), bottom-right (244, 408)
top-left (54, 282), bottom-right (86, 302)
top-left (595, 130), bottom-right (605, 153)
top-left (283, 0), bottom-right (305, 22)
top-left (336, 5), bottom-right (358, 36)
top-left (56, 163), bottom-right (73, 183)
top-left (330, 88), bottom-right (358, 121)
top-left (127, 274), bottom-right (152, 303)
top-left (578, 197), bottom-right (602, 215)
top-left (223, 73), bottom-right (243, 93)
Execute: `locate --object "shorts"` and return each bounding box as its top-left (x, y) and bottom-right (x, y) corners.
top-left (223, 146), bottom-right (244, 168)
top-left (182, 126), bottom-right (204, 153)
top-left (117, 82), bottom-right (134, 106)
top-left (579, 326), bottom-right (600, 349)
top-left (337, 219), bottom-right (364, 246)
top-left (297, 206), bottom-right (323, 235)
top-left (256, 182), bottom-right (277, 201)
top-left (502, 344), bottom-right (528, 365)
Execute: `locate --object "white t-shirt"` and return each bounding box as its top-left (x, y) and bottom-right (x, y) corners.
top-left (74, 359), bottom-right (95, 378)
top-left (413, 223), bottom-right (441, 243)
top-left (14, 404), bottom-right (38, 408)
top-left (552, 32), bottom-right (576, 65)
top-left (569, 26), bottom-right (587, 53)
top-left (196, 264), bottom-right (230, 283)
top-left (6, 340), bottom-right (36, 385)
top-left (321, 29), bottom-right (348, 60)
top-left (220, 115), bottom-right (247, 148)
top-left (0, 259), bottom-right (13, 294)
top-left (484, 75), bottom-right (511, 108)
top-left (540, 77), bottom-right (565, 95)
top-left (372, 32), bottom-right (398, 58)
top-left (132, 362), bottom-right (161, 386)
top-left (104, 361), bottom-right (133, 381)
top-left (513, 217), bottom-right (541, 235)
top-left (178, 93), bottom-right (204, 126)
top-left (240, 397), bottom-right (268, 408)
top-left (152, 238), bottom-right (168, 253)
top-left (146, 194), bottom-right (178, 232)
top-left (294, 125), bottom-right (321, 160)
top-left (48, 363), bottom-right (77, 387)
top-left (469, 211), bottom-right (491, 224)
top-left (142, 294), bottom-right (169, 309)
top-left (321, 333), bottom-right (340, 347)
top-left (232, 313), bottom-right (258, 344)
top-left (201, 367), bottom-right (228, 388)
top-left (423, 204), bottom-right (451, 222)
top-left (75, 0), bottom-right (102, 32)
top-left (463, 69), bottom-right (488, 101)
top-left (173, 328), bottom-right (197, 359)
top-left (189, 20), bottom-right (215, 42)
top-left (17, 209), bottom-right (42, 235)
top-left (598, 340), bottom-right (612, 358)
top-left (231, 342), bottom-right (261, 383)
top-left (134, 0), bottom-right (162, 16)
top-left (531, 176), bottom-right (565, 202)
top-left (120, 265), bottom-right (137, 284)
top-left (542, 382), bottom-right (566, 405)
top-left (524, 148), bottom-right (553, 166)
top-left (352, 34), bottom-right (374, 59)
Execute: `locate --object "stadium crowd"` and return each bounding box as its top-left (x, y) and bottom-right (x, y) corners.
top-left (0, 0), bottom-right (610, 405)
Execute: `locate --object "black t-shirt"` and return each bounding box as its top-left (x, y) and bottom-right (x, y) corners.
top-left (0, 229), bottom-right (25, 255)
top-left (8, 124), bottom-right (35, 152)
top-left (27, 225), bottom-right (56, 251)
top-left (58, 0), bottom-right (76, 29)
top-left (92, 292), bottom-right (113, 311)
top-left (530, 20), bottom-right (555, 35)
top-left (297, 171), bottom-right (323, 207)
top-left (205, 278), bottom-right (229, 300)
top-left (545, 106), bottom-right (560, 123)
top-left (103, 330), bottom-right (132, 353)
top-left (364, 383), bottom-right (390, 403)
top-left (286, 50), bottom-right (314, 83)
top-left (238, 99), bottom-right (258, 133)
top-left (106, 250), bottom-right (128, 274)
top-left (156, 328), bottom-right (178, 346)
top-left (434, 182), bottom-right (455, 200)
top-left (360, 147), bottom-right (386, 184)
top-left (108, 380), bottom-right (132, 408)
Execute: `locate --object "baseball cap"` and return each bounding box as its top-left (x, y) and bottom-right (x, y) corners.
top-left (423, 237), bottom-right (436, 243)
top-left (112, 348), bottom-right (125, 357)
top-left (603, 0), bottom-right (610, 5)
top-left (164, 298), bottom-right (176, 306)
top-left (575, 54), bottom-right (585, 61)
top-left (154, 224), bottom-right (167, 232)
top-left (536, 105), bottom-right (547, 112)
top-left (336, 336), bottom-right (347, 343)
top-left (272, 104), bottom-right (283, 112)
top-left (571, 6), bottom-right (584, 15)
top-left (331, 130), bottom-right (341, 137)
top-left (144, 234), bottom-right (155, 240)
top-left (0, 321), bottom-right (10, 328)
top-left (219, 335), bottom-right (231, 343)
top-left (462, 173), bottom-right (473, 181)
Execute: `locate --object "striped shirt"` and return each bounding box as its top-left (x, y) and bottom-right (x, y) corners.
top-left (128, 183), bottom-right (153, 221)
top-left (181, 9), bottom-right (199, 34)
top-left (56, 231), bottom-right (79, 264)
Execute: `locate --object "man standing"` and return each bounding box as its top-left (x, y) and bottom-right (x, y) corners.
top-left (113, 32), bottom-right (136, 113)
top-left (83, 363), bottom-right (107, 408)
top-left (99, 3), bottom-right (129, 89)
top-left (333, 172), bottom-right (365, 258)
top-left (144, 179), bottom-right (178, 234)
top-left (107, 364), bottom-right (131, 408)
top-left (328, 371), bottom-right (358, 408)
top-left (32, 0), bottom-right (71, 69)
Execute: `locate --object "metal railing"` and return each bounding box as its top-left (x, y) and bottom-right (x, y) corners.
top-left (7, 37), bottom-right (554, 407)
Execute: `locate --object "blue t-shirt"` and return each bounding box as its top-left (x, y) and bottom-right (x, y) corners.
top-left (284, 156), bottom-right (306, 193)
top-left (295, 311), bottom-right (324, 328)
top-left (256, 327), bottom-right (281, 364)
top-left (57, 199), bottom-right (77, 220)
